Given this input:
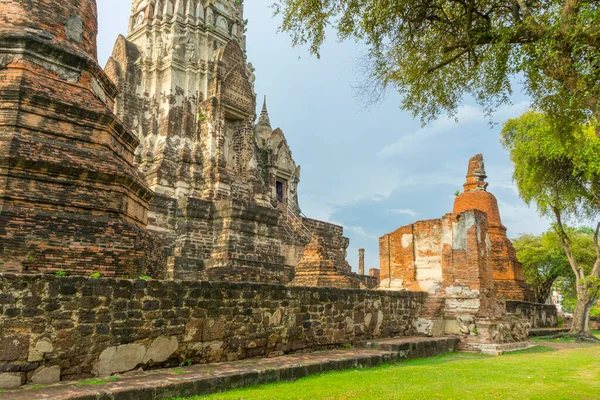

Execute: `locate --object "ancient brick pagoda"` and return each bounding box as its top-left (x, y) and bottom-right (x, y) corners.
top-left (0, 0), bottom-right (159, 277)
top-left (380, 154), bottom-right (533, 301)
top-left (453, 154), bottom-right (533, 301)
top-left (379, 154), bottom-right (538, 351)
top-left (0, 0), bottom-right (362, 286)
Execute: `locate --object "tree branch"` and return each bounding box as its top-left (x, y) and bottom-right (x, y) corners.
top-left (562, 0), bottom-right (580, 21)
top-left (592, 221), bottom-right (600, 277)
top-left (515, 0), bottom-right (532, 19)
top-left (428, 49), bottom-right (469, 73)
top-left (442, 26), bottom-right (543, 54)
top-left (551, 204), bottom-right (582, 280)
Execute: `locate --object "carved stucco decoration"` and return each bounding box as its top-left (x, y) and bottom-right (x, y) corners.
top-left (210, 40), bottom-right (256, 117)
top-left (457, 315), bottom-right (476, 335)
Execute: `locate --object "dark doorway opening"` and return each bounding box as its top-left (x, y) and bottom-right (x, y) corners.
top-left (276, 180), bottom-right (285, 204)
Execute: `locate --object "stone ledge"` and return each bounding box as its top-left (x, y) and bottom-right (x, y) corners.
top-left (477, 341), bottom-right (536, 356)
top-left (0, 337), bottom-right (458, 399)
top-left (529, 328), bottom-right (570, 337)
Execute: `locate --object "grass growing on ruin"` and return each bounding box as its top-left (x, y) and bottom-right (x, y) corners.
top-left (74, 376), bottom-right (119, 387)
top-left (175, 337), bottom-right (600, 400)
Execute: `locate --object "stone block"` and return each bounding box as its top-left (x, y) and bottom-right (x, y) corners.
top-left (31, 366), bottom-right (61, 385)
top-left (0, 332), bottom-right (29, 361)
top-left (95, 344), bottom-right (146, 377)
top-left (28, 337), bottom-right (54, 362)
top-left (0, 372), bottom-right (23, 388)
top-left (143, 336), bottom-right (178, 364)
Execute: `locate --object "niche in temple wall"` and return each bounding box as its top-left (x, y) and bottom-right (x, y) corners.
top-left (213, 0), bottom-right (241, 18)
top-left (216, 16), bottom-right (229, 35)
top-left (223, 118), bottom-right (240, 171)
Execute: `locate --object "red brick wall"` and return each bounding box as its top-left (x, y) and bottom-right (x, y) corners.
top-left (0, 0), bottom-right (98, 61)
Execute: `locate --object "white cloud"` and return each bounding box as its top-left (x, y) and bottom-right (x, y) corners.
top-left (378, 101), bottom-right (531, 158)
top-left (387, 208), bottom-right (418, 217)
top-left (345, 225), bottom-right (378, 239)
top-left (496, 199), bottom-right (550, 238)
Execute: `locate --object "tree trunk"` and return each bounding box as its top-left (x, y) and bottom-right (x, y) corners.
top-left (537, 278), bottom-right (557, 304)
top-left (569, 281), bottom-right (598, 340)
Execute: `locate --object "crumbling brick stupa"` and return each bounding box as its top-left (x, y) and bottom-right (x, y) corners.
top-left (0, 0), bottom-right (162, 277)
top-left (453, 154), bottom-right (534, 301)
top-left (0, 0), bottom-right (361, 285)
top-left (379, 155), bottom-right (554, 352)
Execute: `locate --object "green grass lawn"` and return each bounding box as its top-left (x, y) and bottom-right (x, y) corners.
top-left (174, 332), bottom-right (600, 400)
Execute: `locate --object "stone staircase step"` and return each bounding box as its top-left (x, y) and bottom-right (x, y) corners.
top-left (478, 341), bottom-right (536, 356)
top-left (0, 337), bottom-right (459, 400)
top-left (357, 336), bottom-right (460, 356)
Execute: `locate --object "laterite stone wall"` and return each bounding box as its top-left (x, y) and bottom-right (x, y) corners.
top-left (505, 301), bottom-right (559, 329)
top-left (0, 274), bottom-right (426, 387)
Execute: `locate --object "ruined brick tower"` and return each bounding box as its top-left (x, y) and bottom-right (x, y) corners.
top-left (0, 0), bottom-right (157, 276)
top-left (453, 154), bottom-right (533, 301)
top-left (104, 0), bottom-right (353, 282)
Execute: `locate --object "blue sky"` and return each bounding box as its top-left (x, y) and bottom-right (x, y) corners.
top-left (97, 0), bottom-right (550, 271)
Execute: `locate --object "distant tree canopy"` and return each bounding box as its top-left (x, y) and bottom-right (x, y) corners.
top-left (274, 0), bottom-right (600, 132)
top-left (513, 228), bottom-right (595, 304)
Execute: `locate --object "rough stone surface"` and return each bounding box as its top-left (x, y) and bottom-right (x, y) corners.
top-left (143, 336), bottom-right (179, 364)
top-left (0, 273), bottom-right (425, 385)
top-left (95, 344), bottom-right (146, 377)
top-left (31, 366), bottom-right (61, 385)
top-left (0, 333), bottom-right (29, 361)
top-left (28, 338), bottom-right (54, 362)
top-left (505, 301), bottom-right (559, 328)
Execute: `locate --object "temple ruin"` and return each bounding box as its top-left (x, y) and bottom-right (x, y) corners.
top-left (103, 0), bottom-right (360, 284)
top-left (0, 0), bottom-right (559, 390)
top-left (379, 154), bottom-right (552, 351)
top-left (0, 0), bottom-right (359, 285)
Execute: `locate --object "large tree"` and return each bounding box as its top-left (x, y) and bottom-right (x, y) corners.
top-left (274, 0), bottom-right (600, 133)
top-left (501, 111), bottom-right (600, 339)
top-left (513, 228), bottom-right (595, 304)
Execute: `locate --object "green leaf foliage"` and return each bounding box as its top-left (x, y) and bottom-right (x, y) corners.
top-left (274, 0), bottom-right (600, 130)
top-left (514, 227), bottom-right (596, 303)
top-left (502, 111), bottom-right (600, 335)
top-left (500, 111), bottom-right (600, 220)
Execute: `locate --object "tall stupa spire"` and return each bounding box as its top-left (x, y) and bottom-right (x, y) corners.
top-left (259, 95), bottom-right (271, 126)
top-left (463, 154), bottom-right (488, 192)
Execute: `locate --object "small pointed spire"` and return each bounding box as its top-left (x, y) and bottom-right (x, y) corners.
top-left (261, 95), bottom-right (268, 113)
top-left (463, 154), bottom-right (488, 192)
top-left (258, 95), bottom-right (271, 126)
